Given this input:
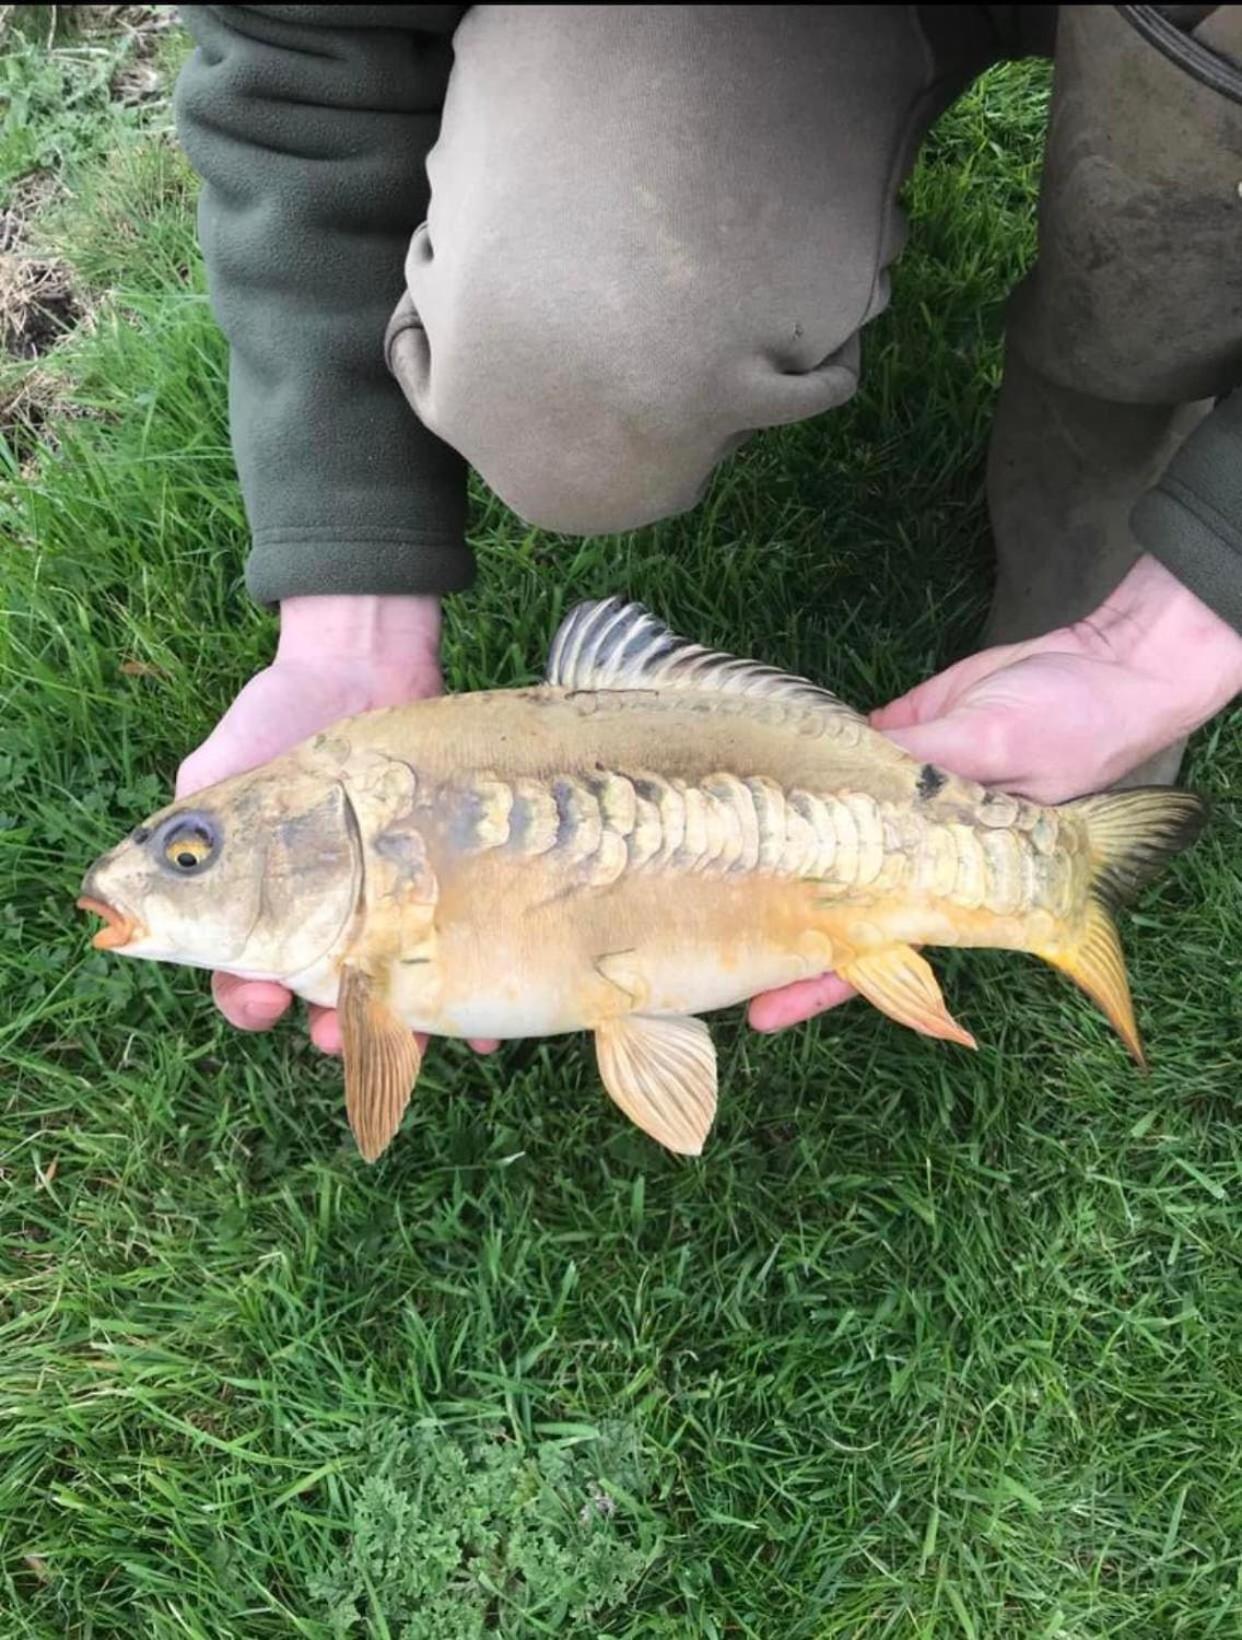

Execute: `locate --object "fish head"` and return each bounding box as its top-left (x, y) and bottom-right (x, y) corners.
top-left (78, 760), bottom-right (362, 981)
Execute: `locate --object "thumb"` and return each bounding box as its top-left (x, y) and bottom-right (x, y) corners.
top-left (176, 745), bottom-right (236, 801)
top-left (175, 750), bottom-right (213, 801)
top-left (879, 710), bottom-right (1005, 786)
top-left (869, 690), bottom-right (924, 732)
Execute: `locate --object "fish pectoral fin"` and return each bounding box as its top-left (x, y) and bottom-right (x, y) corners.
top-left (837, 945), bottom-right (977, 1050)
top-left (338, 964), bottom-right (422, 1163)
top-left (594, 1014), bottom-right (717, 1156)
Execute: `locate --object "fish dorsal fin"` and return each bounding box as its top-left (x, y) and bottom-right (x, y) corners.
top-left (546, 598), bottom-right (862, 718)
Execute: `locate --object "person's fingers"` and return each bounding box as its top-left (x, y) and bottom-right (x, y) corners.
top-left (176, 731), bottom-right (254, 801)
top-left (306, 1006), bottom-right (486, 1059)
top-left (468, 1038), bottom-right (502, 1054)
top-left (880, 713), bottom-right (1010, 786)
top-left (308, 1005), bottom-right (343, 1056)
top-left (869, 689), bottom-right (928, 732)
top-left (747, 972), bottom-right (857, 1032)
top-left (211, 972), bottom-right (293, 1031)
top-left (176, 749), bottom-right (217, 801)
top-left (872, 637), bottom-right (1049, 738)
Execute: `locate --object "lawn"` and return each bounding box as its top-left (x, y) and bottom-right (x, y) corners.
top-left (2, 10), bottom-right (1240, 1637)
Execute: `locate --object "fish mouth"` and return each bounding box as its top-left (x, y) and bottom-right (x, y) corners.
top-left (77, 895), bottom-right (141, 951)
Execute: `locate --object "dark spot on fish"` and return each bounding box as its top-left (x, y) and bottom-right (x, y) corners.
top-left (400, 956), bottom-right (430, 966)
top-left (132, 826), bottom-right (150, 845)
top-left (917, 764), bottom-right (946, 801)
top-left (375, 827), bottom-right (424, 864)
top-left (507, 794), bottom-right (530, 848)
top-left (552, 778), bottom-right (577, 850)
top-left (448, 788), bottom-right (484, 850)
top-left (584, 771), bottom-right (616, 805)
top-left (375, 824), bottom-right (433, 895)
top-left (278, 808), bottom-right (330, 851)
top-left (308, 733), bottom-right (350, 764)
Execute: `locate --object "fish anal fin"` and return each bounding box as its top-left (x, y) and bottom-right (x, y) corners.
top-left (837, 945), bottom-right (977, 1050)
top-left (1036, 898), bottom-right (1145, 1068)
top-left (594, 1014), bottom-right (717, 1155)
top-left (339, 964), bottom-right (422, 1162)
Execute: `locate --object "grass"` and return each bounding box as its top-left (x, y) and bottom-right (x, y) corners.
top-left (2, 17), bottom-right (1241, 1637)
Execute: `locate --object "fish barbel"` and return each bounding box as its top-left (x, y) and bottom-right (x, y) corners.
top-left (79, 599), bottom-right (1206, 1161)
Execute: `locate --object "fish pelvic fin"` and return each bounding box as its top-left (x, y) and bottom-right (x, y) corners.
top-left (594, 1014), bottom-right (717, 1155)
top-left (1034, 785), bottom-right (1206, 1068)
top-left (339, 964), bottom-right (422, 1162)
top-left (837, 945), bottom-right (977, 1049)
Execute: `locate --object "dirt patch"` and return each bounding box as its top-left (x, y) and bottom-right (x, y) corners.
top-left (0, 368), bottom-right (100, 476)
top-left (109, 5), bottom-right (179, 103)
top-left (0, 253), bottom-right (82, 360)
top-left (0, 229), bottom-right (90, 469)
top-left (112, 57), bottom-right (164, 106)
top-left (0, 3), bottom-right (175, 465)
top-left (0, 4), bottom-right (172, 47)
top-left (1, 172), bottom-right (87, 363)
top-left (72, 3), bottom-right (171, 38)
top-left (1, 367), bottom-right (58, 471)
top-left (2, 172), bottom-right (62, 243)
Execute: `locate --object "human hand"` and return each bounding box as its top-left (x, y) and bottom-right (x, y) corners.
top-left (175, 593), bottom-right (501, 1058)
top-left (748, 555), bottom-right (1242, 1034)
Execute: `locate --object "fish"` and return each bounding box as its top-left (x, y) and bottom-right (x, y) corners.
top-left (79, 598), bottom-right (1207, 1162)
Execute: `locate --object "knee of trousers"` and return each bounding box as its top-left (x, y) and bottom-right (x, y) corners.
top-left (385, 255), bottom-right (865, 537)
top-left (1004, 4), bottom-right (1242, 407)
top-left (376, 4), bottom-right (945, 534)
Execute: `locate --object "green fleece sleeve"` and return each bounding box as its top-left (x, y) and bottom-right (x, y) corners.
top-left (1132, 393), bottom-right (1242, 634)
top-left (173, 5), bottom-right (473, 606)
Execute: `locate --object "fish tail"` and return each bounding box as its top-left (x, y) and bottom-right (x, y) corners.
top-left (1034, 787), bottom-right (1208, 1067)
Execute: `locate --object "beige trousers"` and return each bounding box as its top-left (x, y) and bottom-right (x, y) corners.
top-left (385, 6), bottom-right (1242, 655)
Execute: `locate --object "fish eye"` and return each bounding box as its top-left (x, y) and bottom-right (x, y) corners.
top-left (158, 814), bottom-right (219, 875)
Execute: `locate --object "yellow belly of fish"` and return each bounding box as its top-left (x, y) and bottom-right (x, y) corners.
top-left (290, 761), bottom-right (1078, 1039)
top-left (377, 861), bottom-right (1017, 1041)
top-left (417, 875), bottom-right (839, 1038)
top-left (288, 867), bottom-right (846, 1038)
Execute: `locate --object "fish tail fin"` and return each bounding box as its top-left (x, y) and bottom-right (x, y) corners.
top-left (1070, 787), bottom-right (1208, 911)
top-left (1039, 897), bottom-right (1144, 1066)
top-left (1035, 787), bottom-right (1208, 1067)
